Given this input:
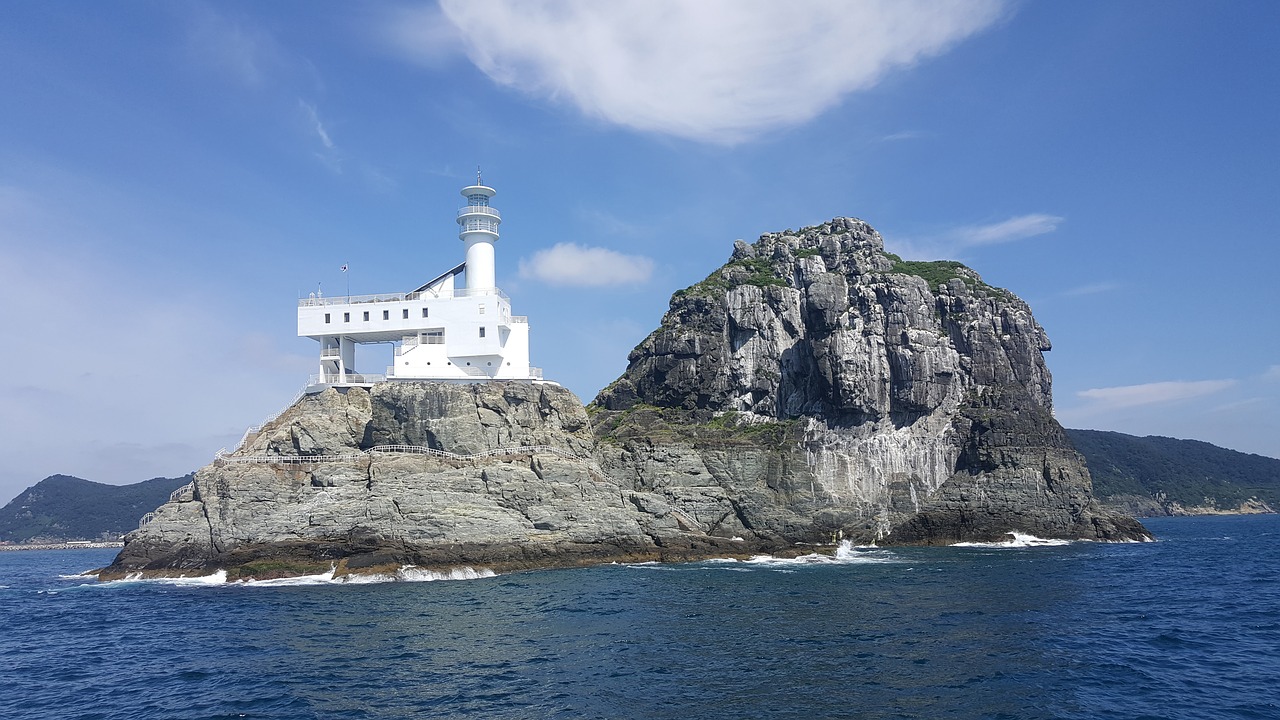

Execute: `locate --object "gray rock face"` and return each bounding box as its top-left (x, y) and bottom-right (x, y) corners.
top-left (593, 218), bottom-right (1148, 544)
top-left (104, 382), bottom-right (749, 579)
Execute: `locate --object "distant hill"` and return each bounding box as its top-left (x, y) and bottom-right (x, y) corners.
top-left (1068, 429), bottom-right (1280, 516)
top-left (0, 474), bottom-right (193, 543)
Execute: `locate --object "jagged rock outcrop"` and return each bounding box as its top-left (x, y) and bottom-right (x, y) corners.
top-left (101, 382), bottom-right (752, 580)
top-left (592, 218), bottom-right (1149, 544)
top-left (103, 216), bottom-right (1149, 581)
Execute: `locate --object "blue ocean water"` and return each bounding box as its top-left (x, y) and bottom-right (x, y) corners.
top-left (2, 515), bottom-right (1277, 720)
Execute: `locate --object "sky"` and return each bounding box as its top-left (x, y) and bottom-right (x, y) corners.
top-left (1, 1), bottom-right (1277, 504)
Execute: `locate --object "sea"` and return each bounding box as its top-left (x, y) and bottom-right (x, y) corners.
top-left (1, 515), bottom-right (1277, 720)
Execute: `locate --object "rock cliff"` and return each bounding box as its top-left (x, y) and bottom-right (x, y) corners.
top-left (100, 382), bottom-right (751, 580)
top-left (592, 218), bottom-right (1149, 545)
top-left (102, 216), bottom-right (1149, 581)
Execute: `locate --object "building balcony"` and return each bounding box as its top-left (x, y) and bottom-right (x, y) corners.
top-left (457, 205), bottom-right (501, 219)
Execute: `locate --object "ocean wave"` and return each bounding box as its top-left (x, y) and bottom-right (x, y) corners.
top-left (89, 566), bottom-right (496, 588)
top-left (706, 540), bottom-right (903, 568)
top-left (951, 531), bottom-right (1072, 548)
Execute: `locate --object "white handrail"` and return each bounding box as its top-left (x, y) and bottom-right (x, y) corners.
top-left (457, 205), bottom-right (501, 218)
top-left (299, 287), bottom-right (509, 307)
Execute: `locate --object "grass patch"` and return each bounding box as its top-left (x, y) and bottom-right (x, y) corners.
top-left (889, 259), bottom-right (1011, 300)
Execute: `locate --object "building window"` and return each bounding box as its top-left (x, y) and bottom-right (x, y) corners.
top-left (403, 309), bottom-right (409, 319)
top-left (383, 310), bottom-right (389, 320)
top-left (324, 313), bottom-right (331, 324)
top-left (479, 304), bottom-right (486, 315)
top-left (479, 327), bottom-right (486, 338)
top-left (422, 308), bottom-right (429, 318)
top-left (363, 311), bottom-right (370, 321)
top-left (344, 313), bottom-right (350, 322)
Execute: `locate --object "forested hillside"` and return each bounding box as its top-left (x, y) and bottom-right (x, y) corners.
top-left (1069, 430), bottom-right (1279, 516)
top-left (0, 474), bottom-right (192, 543)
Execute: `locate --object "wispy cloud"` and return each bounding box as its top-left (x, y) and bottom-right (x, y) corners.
top-left (184, 5), bottom-right (286, 89)
top-left (1076, 380), bottom-right (1237, 410)
top-left (887, 213), bottom-right (1063, 260)
top-left (1263, 365), bottom-right (1280, 382)
top-left (1061, 282), bottom-right (1120, 297)
top-left (519, 243), bottom-right (654, 287)
top-left (955, 213), bottom-right (1063, 246)
top-left (299, 100), bottom-right (335, 150)
top-left (389, 0), bottom-right (1008, 144)
top-left (880, 130), bottom-right (928, 142)
top-left (298, 99), bottom-right (343, 173)
top-left (573, 208), bottom-right (646, 238)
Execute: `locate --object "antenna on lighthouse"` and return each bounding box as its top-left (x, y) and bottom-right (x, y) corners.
top-left (477, 165), bottom-right (482, 185)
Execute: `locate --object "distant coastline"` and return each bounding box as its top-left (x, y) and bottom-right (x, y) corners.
top-left (0, 541), bottom-right (123, 552)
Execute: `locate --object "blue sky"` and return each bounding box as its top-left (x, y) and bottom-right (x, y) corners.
top-left (1, 1), bottom-right (1277, 503)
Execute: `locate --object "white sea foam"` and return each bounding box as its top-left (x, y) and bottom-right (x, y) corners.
top-left (951, 531), bottom-right (1071, 548)
top-left (239, 565), bottom-right (496, 586)
top-left (87, 565), bottom-right (495, 588)
top-left (87, 570), bottom-right (231, 589)
top-left (702, 540), bottom-right (902, 569)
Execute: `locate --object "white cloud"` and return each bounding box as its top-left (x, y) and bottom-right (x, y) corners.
top-left (956, 213), bottom-right (1063, 246)
top-left (1075, 380), bottom-right (1237, 410)
top-left (184, 5), bottom-right (286, 88)
top-left (1061, 282), bottom-right (1120, 297)
top-left (400, 0), bottom-right (1007, 143)
top-left (299, 100), bottom-right (335, 150)
top-left (887, 213), bottom-right (1063, 260)
top-left (519, 243), bottom-right (654, 287)
top-left (880, 130), bottom-right (928, 142)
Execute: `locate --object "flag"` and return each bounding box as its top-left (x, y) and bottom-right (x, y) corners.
top-left (340, 264), bottom-right (348, 272)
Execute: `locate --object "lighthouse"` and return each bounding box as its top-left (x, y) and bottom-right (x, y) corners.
top-left (458, 176), bottom-right (500, 292)
top-left (296, 177), bottom-right (542, 388)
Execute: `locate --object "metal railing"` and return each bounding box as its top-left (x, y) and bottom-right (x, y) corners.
top-left (298, 287), bottom-right (509, 307)
top-left (308, 373), bottom-right (385, 385)
top-left (510, 316), bottom-right (528, 323)
top-left (397, 335), bottom-right (445, 354)
top-left (457, 205), bottom-right (501, 219)
top-left (459, 218), bottom-right (499, 234)
top-left (320, 348), bottom-right (341, 358)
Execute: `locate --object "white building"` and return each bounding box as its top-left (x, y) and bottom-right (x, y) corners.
top-left (297, 179), bottom-right (542, 388)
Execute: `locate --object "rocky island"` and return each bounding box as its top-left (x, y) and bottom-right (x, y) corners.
top-left (99, 217), bottom-right (1150, 581)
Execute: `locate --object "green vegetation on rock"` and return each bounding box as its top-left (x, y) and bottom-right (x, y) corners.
top-left (889, 258), bottom-right (1011, 300)
top-left (672, 257), bottom-right (787, 301)
top-left (891, 259), bottom-right (970, 287)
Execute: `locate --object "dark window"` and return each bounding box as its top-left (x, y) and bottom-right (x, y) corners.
top-left (383, 310), bottom-right (389, 320)
top-left (344, 313), bottom-right (350, 322)
top-left (363, 311), bottom-right (370, 321)
top-left (324, 313), bottom-right (331, 324)
top-left (479, 327), bottom-right (486, 338)
top-left (422, 308), bottom-right (429, 318)
top-left (403, 309), bottom-right (409, 319)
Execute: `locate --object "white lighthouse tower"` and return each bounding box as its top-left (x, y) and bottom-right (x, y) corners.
top-left (458, 174), bottom-right (500, 291)
top-left (296, 176), bottom-right (543, 388)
